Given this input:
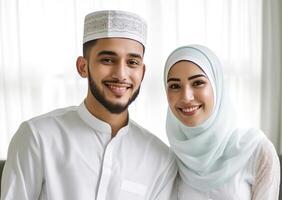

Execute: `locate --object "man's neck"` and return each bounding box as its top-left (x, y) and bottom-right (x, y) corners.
top-left (84, 96), bottom-right (128, 138)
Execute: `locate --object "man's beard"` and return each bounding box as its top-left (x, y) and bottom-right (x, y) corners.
top-left (88, 66), bottom-right (140, 114)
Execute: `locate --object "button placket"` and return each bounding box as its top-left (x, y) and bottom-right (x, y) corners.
top-left (96, 138), bottom-right (115, 200)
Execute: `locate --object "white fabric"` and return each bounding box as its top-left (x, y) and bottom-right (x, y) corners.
top-left (83, 10), bottom-right (147, 46)
top-left (1, 102), bottom-right (177, 200)
top-left (178, 137), bottom-right (280, 200)
top-left (163, 47), bottom-right (217, 106)
top-left (164, 45), bottom-right (264, 191)
top-left (260, 0), bottom-right (282, 153)
top-left (0, 0), bottom-right (263, 159)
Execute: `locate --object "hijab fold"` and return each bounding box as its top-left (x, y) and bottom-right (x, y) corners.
top-left (164, 45), bottom-right (263, 191)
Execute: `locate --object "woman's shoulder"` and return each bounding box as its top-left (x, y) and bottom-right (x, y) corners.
top-left (248, 136), bottom-right (279, 175)
top-left (241, 136), bottom-right (279, 183)
top-left (254, 137), bottom-right (279, 169)
top-left (250, 136), bottom-right (280, 199)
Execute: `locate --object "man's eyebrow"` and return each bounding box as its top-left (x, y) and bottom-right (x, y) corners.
top-left (129, 53), bottom-right (143, 59)
top-left (97, 51), bottom-right (143, 59)
top-left (188, 74), bottom-right (206, 80)
top-left (167, 78), bottom-right (180, 83)
top-left (97, 50), bottom-right (117, 56)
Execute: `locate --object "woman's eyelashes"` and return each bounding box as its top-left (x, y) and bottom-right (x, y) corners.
top-left (168, 83), bottom-right (181, 90)
top-left (192, 79), bottom-right (206, 87)
top-left (168, 79), bottom-right (207, 90)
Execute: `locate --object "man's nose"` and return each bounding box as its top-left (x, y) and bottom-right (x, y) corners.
top-left (112, 61), bottom-right (127, 81)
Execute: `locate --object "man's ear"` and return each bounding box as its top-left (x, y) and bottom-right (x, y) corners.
top-left (76, 56), bottom-right (88, 78)
top-left (141, 64), bottom-right (146, 81)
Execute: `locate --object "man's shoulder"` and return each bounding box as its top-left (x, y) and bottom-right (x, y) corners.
top-left (129, 120), bottom-right (172, 156)
top-left (28, 105), bottom-right (78, 124)
top-left (129, 120), bottom-right (164, 142)
top-left (19, 105), bottom-right (79, 136)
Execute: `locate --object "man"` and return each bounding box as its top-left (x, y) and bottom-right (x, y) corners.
top-left (1, 10), bottom-right (177, 200)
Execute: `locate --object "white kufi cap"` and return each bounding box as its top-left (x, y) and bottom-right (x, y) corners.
top-left (83, 10), bottom-right (147, 47)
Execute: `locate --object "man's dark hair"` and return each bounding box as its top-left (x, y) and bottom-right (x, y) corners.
top-left (83, 40), bottom-right (97, 59)
top-left (83, 39), bottom-right (145, 60)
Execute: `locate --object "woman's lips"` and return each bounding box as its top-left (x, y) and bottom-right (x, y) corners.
top-left (178, 105), bottom-right (201, 116)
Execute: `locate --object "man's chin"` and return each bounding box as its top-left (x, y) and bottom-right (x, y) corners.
top-left (105, 98), bottom-right (128, 105)
top-left (104, 103), bottom-right (129, 114)
top-left (88, 74), bottom-right (140, 114)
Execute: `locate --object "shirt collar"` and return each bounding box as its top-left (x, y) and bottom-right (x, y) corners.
top-left (77, 101), bottom-right (130, 137)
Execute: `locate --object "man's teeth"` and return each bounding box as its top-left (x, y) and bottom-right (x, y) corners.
top-left (108, 85), bottom-right (127, 91)
top-left (181, 106), bottom-right (199, 112)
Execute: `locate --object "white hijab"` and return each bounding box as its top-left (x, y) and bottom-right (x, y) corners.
top-left (164, 45), bottom-right (264, 191)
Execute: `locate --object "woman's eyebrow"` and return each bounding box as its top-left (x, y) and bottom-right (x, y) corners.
top-left (188, 74), bottom-right (206, 80)
top-left (167, 78), bottom-right (180, 83)
top-left (167, 74), bottom-right (207, 83)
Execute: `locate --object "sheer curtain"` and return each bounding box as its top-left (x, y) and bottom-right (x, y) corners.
top-left (0, 0), bottom-right (262, 159)
top-left (260, 0), bottom-right (282, 154)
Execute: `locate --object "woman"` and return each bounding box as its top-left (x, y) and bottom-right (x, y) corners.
top-left (164, 45), bottom-right (280, 199)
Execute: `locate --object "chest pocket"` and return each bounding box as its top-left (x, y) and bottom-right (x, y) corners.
top-left (119, 180), bottom-right (148, 200)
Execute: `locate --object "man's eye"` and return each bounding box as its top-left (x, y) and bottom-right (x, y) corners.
top-left (101, 58), bottom-right (114, 64)
top-left (128, 59), bottom-right (140, 66)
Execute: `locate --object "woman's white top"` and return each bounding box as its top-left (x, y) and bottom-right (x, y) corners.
top-left (163, 45), bottom-right (280, 199)
top-left (178, 137), bottom-right (280, 200)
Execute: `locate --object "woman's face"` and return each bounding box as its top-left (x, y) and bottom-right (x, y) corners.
top-left (166, 61), bottom-right (214, 127)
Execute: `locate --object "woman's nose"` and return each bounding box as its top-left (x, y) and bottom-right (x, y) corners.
top-left (182, 87), bottom-right (194, 101)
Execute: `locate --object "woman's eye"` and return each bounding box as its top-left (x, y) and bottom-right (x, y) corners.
top-left (192, 80), bottom-right (206, 87)
top-left (168, 84), bottom-right (180, 90)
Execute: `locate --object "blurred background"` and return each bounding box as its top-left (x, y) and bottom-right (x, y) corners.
top-left (0, 0), bottom-right (281, 159)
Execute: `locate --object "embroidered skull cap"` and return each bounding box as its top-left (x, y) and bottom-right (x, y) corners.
top-left (83, 10), bottom-right (147, 47)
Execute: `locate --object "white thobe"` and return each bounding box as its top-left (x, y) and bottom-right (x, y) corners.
top-left (178, 138), bottom-right (280, 200)
top-left (1, 103), bottom-right (177, 200)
